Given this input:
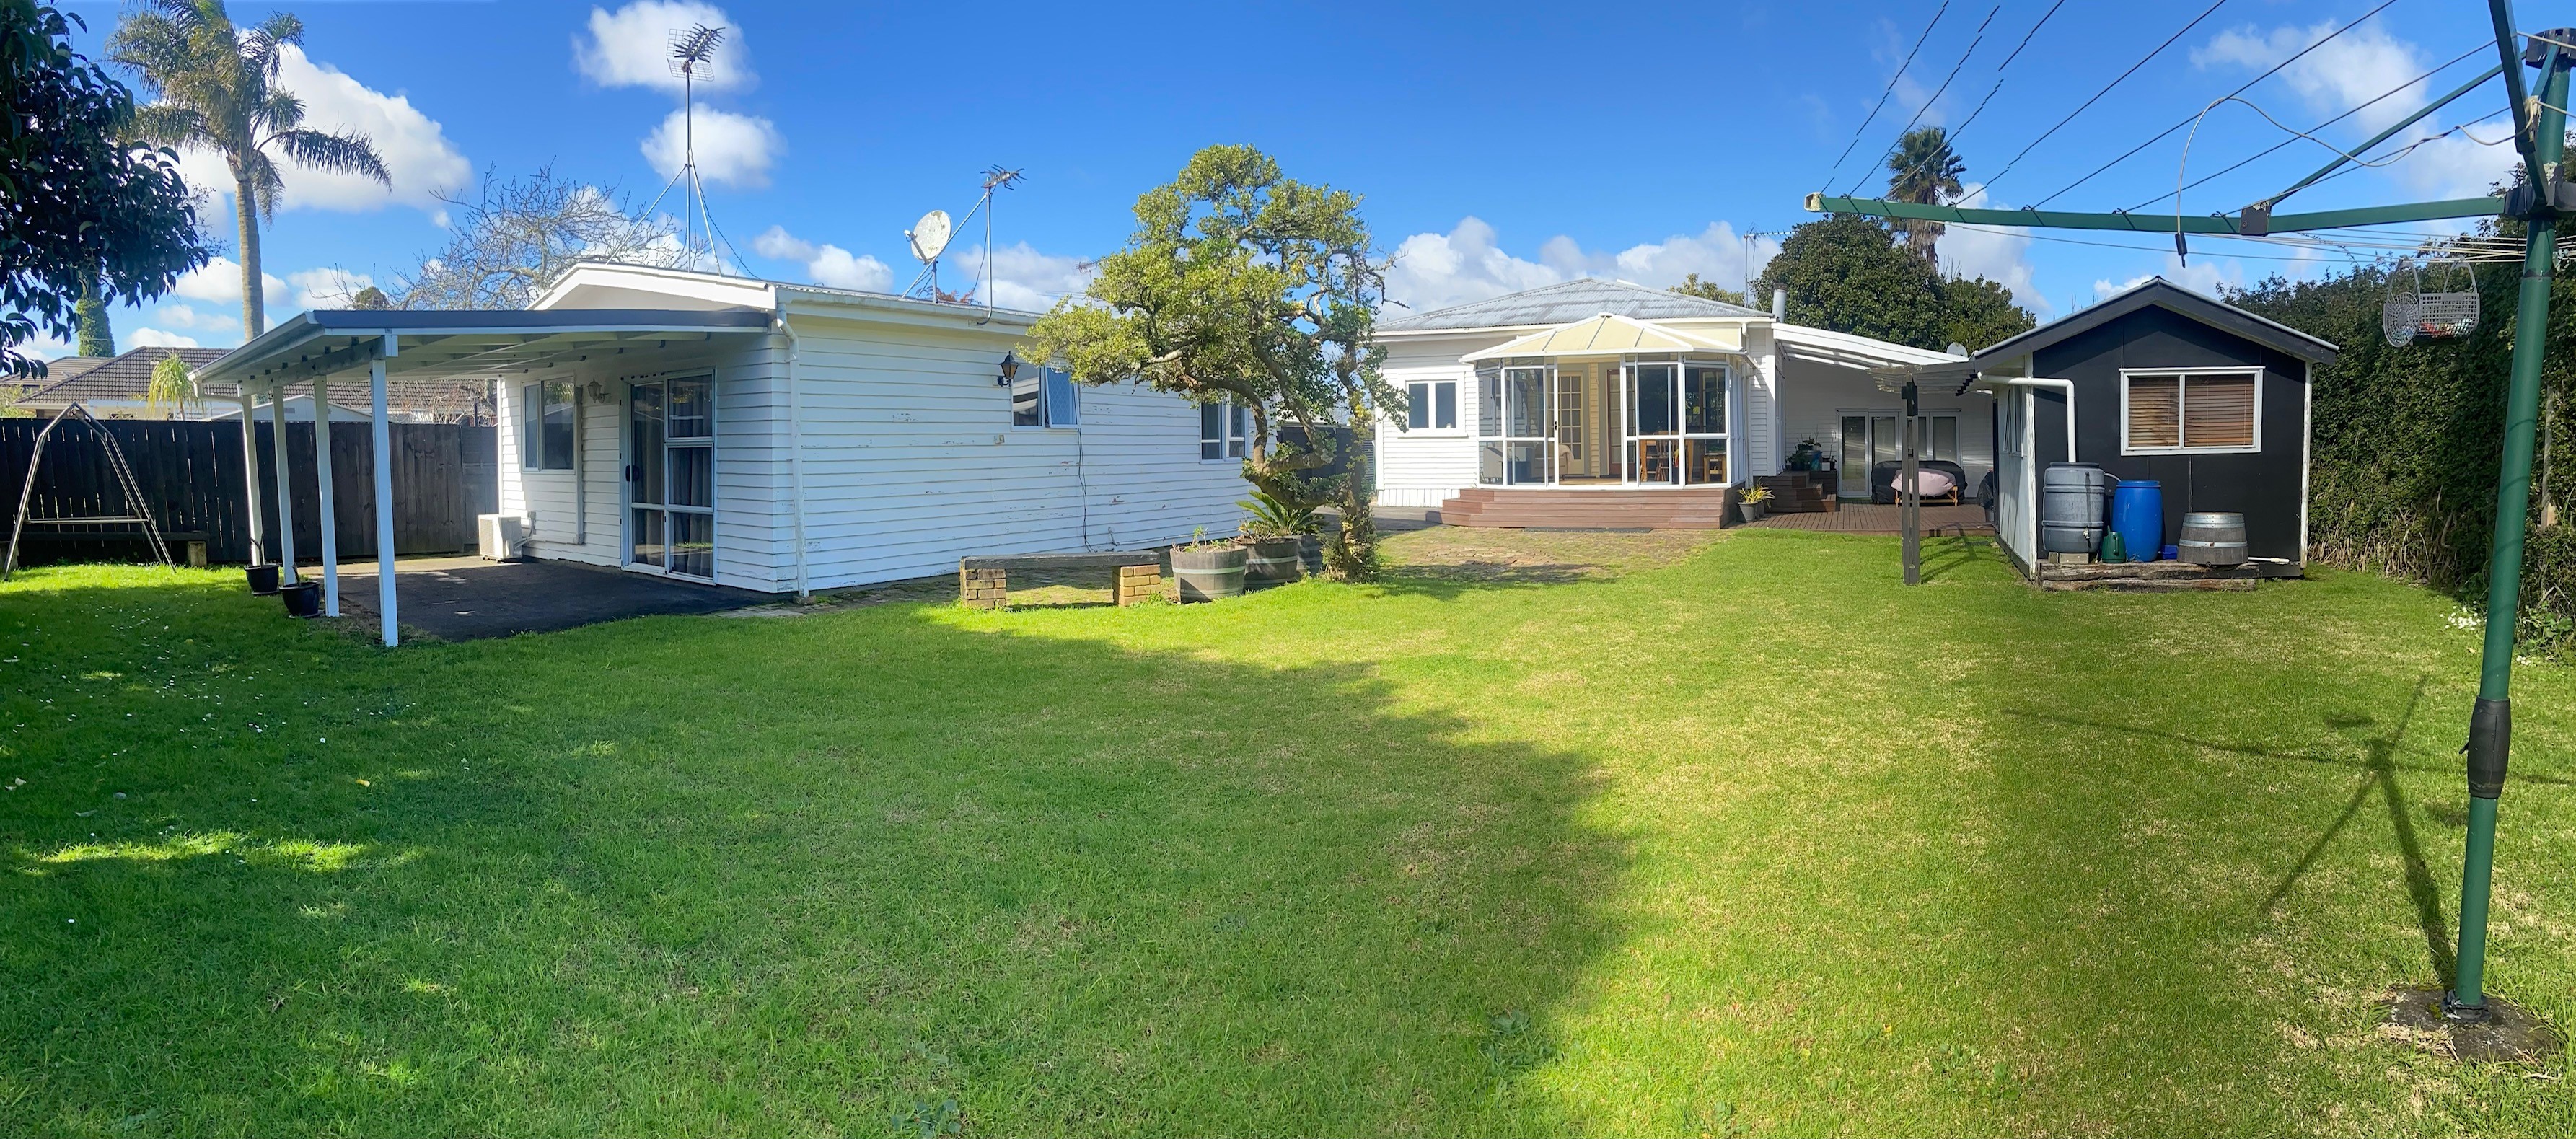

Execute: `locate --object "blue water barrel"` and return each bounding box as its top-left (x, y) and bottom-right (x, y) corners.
top-left (2111, 480), bottom-right (2164, 561)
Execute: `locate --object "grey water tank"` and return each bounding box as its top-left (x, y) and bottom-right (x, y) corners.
top-left (2041, 463), bottom-right (2114, 554)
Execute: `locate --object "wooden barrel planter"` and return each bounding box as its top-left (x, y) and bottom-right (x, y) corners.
top-left (2178, 511), bottom-right (2248, 566)
top-left (245, 563), bottom-right (281, 594)
top-left (1241, 537), bottom-right (1304, 588)
top-left (1170, 546), bottom-right (1248, 602)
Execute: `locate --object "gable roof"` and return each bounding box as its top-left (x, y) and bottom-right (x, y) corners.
top-left (1461, 312), bottom-right (1738, 361)
top-left (23, 347), bottom-right (232, 403)
top-left (1379, 277), bottom-right (1767, 333)
top-left (1973, 276), bottom-right (2339, 366)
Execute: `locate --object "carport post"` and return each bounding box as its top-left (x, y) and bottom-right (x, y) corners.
top-left (371, 340), bottom-right (398, 647)
top-left (236, 385), bottom-right (265, 567)
top-left (311, 371), bottom-right (340, 616)
top-left (267, 383), bottom-right (296, 582)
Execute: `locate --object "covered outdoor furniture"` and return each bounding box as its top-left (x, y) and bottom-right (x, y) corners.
top-left (1871, 459), bottom-right (1968, 505)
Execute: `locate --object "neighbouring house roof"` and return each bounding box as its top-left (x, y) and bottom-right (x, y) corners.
top-left (1379, 277), bottom-right (1768, 333)
top-left (22, 346), bottom-right (231, 405)
top-left (1972, 276), bottom-right (2339, 367)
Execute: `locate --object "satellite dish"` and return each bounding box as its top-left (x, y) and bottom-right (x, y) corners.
top-left (907, 210), bottom-right (952, 263)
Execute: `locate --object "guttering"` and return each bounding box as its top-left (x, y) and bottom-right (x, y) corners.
top-left (774, 294), bottom-right (811, 602)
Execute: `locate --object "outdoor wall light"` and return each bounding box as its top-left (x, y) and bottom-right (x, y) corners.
top-left (995, 351), bottom-right (1020, 387)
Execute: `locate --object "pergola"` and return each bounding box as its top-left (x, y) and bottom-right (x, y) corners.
top-left (194, 308), bottom-right (774, 646)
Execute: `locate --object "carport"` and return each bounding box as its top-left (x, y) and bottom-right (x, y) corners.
top-left (194, 309), bottom-right (775, 646)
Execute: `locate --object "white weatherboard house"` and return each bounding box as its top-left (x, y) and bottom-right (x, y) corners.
top-left (196, 263), bottom-right (1251, 643)
top-left (1371, 279), bottom-right (1973, 520)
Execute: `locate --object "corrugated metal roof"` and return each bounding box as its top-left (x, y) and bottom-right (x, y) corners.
top-left (1379, 278), bottom-right (1767, 332)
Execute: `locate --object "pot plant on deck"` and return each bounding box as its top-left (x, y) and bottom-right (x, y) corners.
top-left (1736, 483), bottom-right (1772, 524)
top-left (1170, 528), bottom-right (1249, 602)
top-left (1236, 490), bottom-right (1316, 588)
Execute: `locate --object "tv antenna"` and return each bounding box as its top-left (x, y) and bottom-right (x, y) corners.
top-left (641, 22), bottom-right (742, 274)
top-left (902, 165), bottom-right (1026, 319)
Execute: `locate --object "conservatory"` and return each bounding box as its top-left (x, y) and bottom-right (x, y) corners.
top-left (1461, 314), bottom-right (1741, 488)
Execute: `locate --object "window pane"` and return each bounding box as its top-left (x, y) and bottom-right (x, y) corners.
top-left (540, 381), bottom-right (576, 470)
top-left (1685, 438), bottom-right (1728, 485)
top-left (631, 507), bottom-right (664, 568)
top-left (667, 379), bottom-right (712, 439)
top-left (2184, 372), bottom-right (2256, 448)
top-left (1684, 364), bottom-right (1726, 434)
top-left (1200, 403), bottom-right (1223, 459)
top-left (1011, 376), bottom-right (1044, 426)
top-left (1871, 416), bottom-right (1899, 466)
top-left (1407, 382), bottom-right (1429, 430)
top-left (669, 511), bottom-right (713, 578)
top-left (1841, 415), bottom-right (1869, 473)
top-left (1632, 364), bottom-right (1676, 435)
top-left (1045, 369), bottom-right (1078, 426)
top-left (1478, 440), bottom-right (1504, 485)
top-left (2128, 374), bottom-right (2182, 448)
top-left (1632, 437), bottom-right (1678, 483)
top-left (1477, 368), bottom-right (1503, 438)
top-left (1436, 382), bottom-right (1457, 430)
top-left (669, 445), bottom-right (713, 508)
top-left (522, 383), bottom-right (542, 469)
top-left (1228, 403), bottom-right (1248, 457)
top-left (1505, 367), bottom-right (1547, 436)
top-left (632, 383), bottom-right (664, 505)
top-left (1931, 415), bottom-right (1959, 460)
top-left (1506, 441), bottom-right (1548, 484)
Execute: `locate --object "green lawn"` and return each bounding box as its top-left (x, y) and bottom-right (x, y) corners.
top-left (3, 529), bottom-right (2572, 1136)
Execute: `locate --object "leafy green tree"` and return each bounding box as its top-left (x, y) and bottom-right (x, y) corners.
top-left (1025, 144), bottom-right (1397, 579)
top-left (1752, 215), bottom-right (2033, 351)
top-left (1669, 273), bottom-right (1746, 306)
top-left (0, 0), bottom-right (207, 378)
top-left (1940, 276), bottom-right (2035, 351)
top-left (109, 0), bottom-right (389, 338)
top-left (74, 267), bottom-right (113, 356)
top-left (1884, 126), bottom-right (1964, 265)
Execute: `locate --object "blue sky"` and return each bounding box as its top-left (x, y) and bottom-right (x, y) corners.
top-left (45, 0), bottom-right (2530, 355)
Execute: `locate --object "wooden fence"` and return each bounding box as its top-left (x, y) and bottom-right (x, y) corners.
top-left (0, 418), bottom-right (496, 567)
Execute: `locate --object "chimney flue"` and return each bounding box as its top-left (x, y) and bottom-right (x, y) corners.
top-left (1771, 288), bottom-right (1788, 322)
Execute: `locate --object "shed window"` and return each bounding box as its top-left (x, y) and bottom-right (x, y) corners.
top-left (1012, 367), bottom-right (1079, 428)
top-left (1200, 400), bottom-right (1249, 460)
top-left (1405, 380), bottom-right (1458, 430)
top-left (2124, 370), bottom-right (2258, 452)
top-left (522, 381), bottom-right (574, 470)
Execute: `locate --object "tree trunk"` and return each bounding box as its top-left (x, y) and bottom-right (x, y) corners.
top-left (1324, 418), bottom-right (1381, 581)
top-left (235, 175), bottom-right (265, 338)
top-left (74, 268), bottom-right (113, 358)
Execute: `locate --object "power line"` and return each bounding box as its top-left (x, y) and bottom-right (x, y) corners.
top-left (1984, 0), bottom-right (2236, 193)
top-left (2122, 40), bottom-right (2490, 213)
top-left (1821, 0), bottom-right (1955, 188)
top-left (1845, 4), bottom-right (2000, 196)
top-left (1876, 0), bottom-right (2071, 204)
top-left (2031, 0), bottom-right (2400, 208)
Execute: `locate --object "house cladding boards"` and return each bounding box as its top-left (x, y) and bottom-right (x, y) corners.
top-left (2030, 304), bottom-right (2313, 561)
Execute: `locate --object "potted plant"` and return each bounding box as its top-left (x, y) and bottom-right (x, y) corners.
top-left (1169, 527), bottom-right (1249, 602)
top-left (1736, 483), bottom-right (1772, 524)
top-left (245, 562), bottom-right (281, 594)
top-left (1788, 439), bottom-right (1821, 472)
top-left (279, 579), bottom-right (322, 617)
top-left (1236, 490), bottom-right (1316, 588)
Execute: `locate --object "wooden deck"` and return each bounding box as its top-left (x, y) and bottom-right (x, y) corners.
top-left (1741, 503), bottom-right (1993, 535)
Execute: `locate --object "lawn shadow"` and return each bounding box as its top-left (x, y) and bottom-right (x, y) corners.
top-left (0, 568), bottom-right (1630, 1135)
top-left (2255, 678), bottom-right (2453, 983)
top-left (1915, 529), bottom-right (1997, 584)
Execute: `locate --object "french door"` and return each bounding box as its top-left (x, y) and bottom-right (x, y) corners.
top-left (1624, 361), bottom-right (1731, 485)
top-left (628, 377), bottom-right (715, 579)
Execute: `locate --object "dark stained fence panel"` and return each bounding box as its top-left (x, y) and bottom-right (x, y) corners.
top-left (0, 418), bottom-right (497, 567)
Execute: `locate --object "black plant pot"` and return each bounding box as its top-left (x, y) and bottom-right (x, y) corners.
top-left (280, 581), bottom-right (322, 618)
top-left (245, 563), bottom-right (281, 594)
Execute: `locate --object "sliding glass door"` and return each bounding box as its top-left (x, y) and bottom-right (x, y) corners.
top-left (628, 377), bottom-right (714, 579)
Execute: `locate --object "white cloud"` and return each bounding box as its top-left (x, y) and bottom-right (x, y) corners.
top-left (2194, 20), bottom-right (2517, 201)
top-left (151, 304), bottom-right (240, 334)
top-left (288, 268), bottom-right (374, 311)
top-left (643, 107), bottom-right (781, 188)
top-left (20, 331), bottom-right (75, 362)
top-left (751, 225), bottom-right (892, 291)
top-left (130, 328), bottom-right (203, 349)
top-left (173, 258), bottom-right (288, 308)
top-left (1384, 216), bottom-right (1780, 315)
top-left (576, 2), bottom-right (752, 94)
top-left (949, 242), bottom-right (1092, 311)
top-left (1935, 183), bottom-right (2050, 315)
top-left (170, 44), bottom-right (468, 215)
top-left (2093, 254), bottom-right (2248, 302)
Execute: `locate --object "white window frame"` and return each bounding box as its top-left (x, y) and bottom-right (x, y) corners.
top-left (2119, 367), bottom-right (2262, 456)
top-left (1402, 379), bottom-right (1462, 434)
top-left (1199, 400), bottom-right (1249, 461)
top-left (520, 380), bottom-right (576, 471)
top-left (1011, 366), bottom-right (1081, 430)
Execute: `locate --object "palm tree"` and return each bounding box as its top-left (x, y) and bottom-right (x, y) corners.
top-left (1885, 126), bottom-right (1966, 268)
top-left (108, 1), bottom-right (389, 338)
